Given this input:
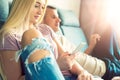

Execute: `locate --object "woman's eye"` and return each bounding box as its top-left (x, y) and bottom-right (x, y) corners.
top-left (35, 5), bottom-right (45, 10)
top-left (35, 5), bottom-right (39, 8)
top-left (42, 6), bottom-right (45, 9)
top-left (52, 16), bottom-right (56, 19)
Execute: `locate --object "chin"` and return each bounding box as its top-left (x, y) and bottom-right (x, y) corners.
top-left (55, 29), bottom-right (59, 32)
top-left (34, 20), bottom-right (39, 24)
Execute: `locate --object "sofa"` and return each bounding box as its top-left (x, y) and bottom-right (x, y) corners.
top-left (0, 0), bottom-right (12, 28)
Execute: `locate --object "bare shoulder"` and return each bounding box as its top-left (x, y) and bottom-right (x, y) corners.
top-left (24, 28), bottom-right (41, 35)
top-left (21, 28), bottom-right (43, 47)
top-left (23, 28), bottom-right (42, 39)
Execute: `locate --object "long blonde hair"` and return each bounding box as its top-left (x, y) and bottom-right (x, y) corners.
top-left (0, 0), bottom-right (47, 42)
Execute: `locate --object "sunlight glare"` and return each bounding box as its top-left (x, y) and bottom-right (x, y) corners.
top-left (106, 0), bottom-right (120, 31)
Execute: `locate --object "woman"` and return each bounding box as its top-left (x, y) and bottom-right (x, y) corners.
top-left (0, 0), bottom-right (93, 80)
top-left (0, 0), bottom-right (48, 79)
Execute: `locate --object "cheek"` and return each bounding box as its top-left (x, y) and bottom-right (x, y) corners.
top-left (45, 19), bottom-right (51, 24)
top-left (48, 18), bottom-right (54, 23)
top-left (30, 14), bottom-right (35, 21)
top-left (48, 20), bottom-right (54, 25)
top-left (30, 11), bottom-right (35, 18)
top-left (31, 9), bottom-right (37, 16)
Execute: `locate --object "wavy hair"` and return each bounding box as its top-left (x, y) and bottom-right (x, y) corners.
top-left (0, 0), bottom-right (47, 42)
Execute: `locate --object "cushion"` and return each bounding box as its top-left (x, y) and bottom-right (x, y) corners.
top-left (0, 0), bottom-right (9, 22)
top-left (58, 9), bottom-right (80, 27)
top-left (0, 0), bottom-right (11, 28)
top-left (61, 25), bottom-right (88, 52)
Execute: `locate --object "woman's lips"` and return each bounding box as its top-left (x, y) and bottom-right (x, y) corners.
top-left (34, 16), bottom-right (39, 19)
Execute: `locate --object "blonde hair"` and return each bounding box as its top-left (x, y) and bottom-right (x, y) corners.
top-left (0, 0), bottom-right (47, 42)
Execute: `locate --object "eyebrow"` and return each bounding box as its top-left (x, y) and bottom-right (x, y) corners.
top-left (36, 2), bottom-right (41, 4)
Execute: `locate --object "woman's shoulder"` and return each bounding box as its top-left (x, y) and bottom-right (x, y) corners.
top-left (23, 28), bottom-right (40, 35)
top-left (22, 28), bottom-right (43, 40)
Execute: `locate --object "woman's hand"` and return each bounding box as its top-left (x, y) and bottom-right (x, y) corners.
top-left (57, 52), bottom-right (75, 71)
top-left (77, 70), bottom-right (93, 80)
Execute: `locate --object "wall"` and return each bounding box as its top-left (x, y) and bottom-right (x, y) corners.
top-left (48, 0), bottom-right (81, 18)
top-left (80, 0), bottom-right (109, 40)
top-left (80, 0), bottom-right (120, 61)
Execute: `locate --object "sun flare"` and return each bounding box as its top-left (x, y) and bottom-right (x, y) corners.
top-left (106, 0), bottom-right (120, 31)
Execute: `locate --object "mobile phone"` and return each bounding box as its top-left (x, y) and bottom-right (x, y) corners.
top-left (72, 42), bottom-right (86, 54)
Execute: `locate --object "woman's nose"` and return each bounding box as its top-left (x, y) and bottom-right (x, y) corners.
top-left (37, 7), bottom-right (44, 15)
top-left (37, 9), bottom-right (42, 15)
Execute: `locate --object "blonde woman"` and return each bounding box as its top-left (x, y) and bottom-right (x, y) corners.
top-left (0, 0), bottom-right (48, 79)
top-left (0, 0), bottom-right (94, 80)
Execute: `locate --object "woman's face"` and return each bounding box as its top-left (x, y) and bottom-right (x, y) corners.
top-left (30, 0), bottom-right (46, 24)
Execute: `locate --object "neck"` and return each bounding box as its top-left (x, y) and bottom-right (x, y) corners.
top-left (29, 23), bottom-right (35, 28)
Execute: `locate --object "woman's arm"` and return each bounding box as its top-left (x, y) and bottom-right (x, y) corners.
top-left (0, 50), bottom-right (24, 80)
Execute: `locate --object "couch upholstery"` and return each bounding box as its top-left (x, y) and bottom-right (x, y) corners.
top-left (0, 0), bottom-right (12, 28)
top-left (58, 9), bottom-right (88, 52)
top-left (0, 0), bottom-right (8, 28)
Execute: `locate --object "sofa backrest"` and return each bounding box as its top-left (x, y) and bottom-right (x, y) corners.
top-left (58, 9), bottom-right (88, 52)
top-left (0, 0), bottom-right (12, 28)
